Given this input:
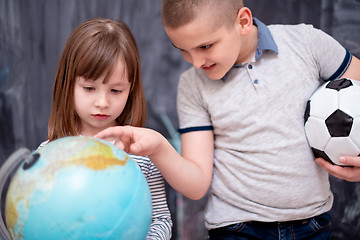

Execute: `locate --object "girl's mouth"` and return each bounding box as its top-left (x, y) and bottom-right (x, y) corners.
top-left (92, 114), bottom-right (110, 120)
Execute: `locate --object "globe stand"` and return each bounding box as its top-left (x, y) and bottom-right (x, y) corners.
top-left (0, 148), bottom-right (31, 240)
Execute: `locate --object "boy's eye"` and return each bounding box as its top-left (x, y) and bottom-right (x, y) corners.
top-left (201, 44), bottom-right (212, 49)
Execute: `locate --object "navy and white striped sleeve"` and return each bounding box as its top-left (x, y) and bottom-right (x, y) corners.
top-left (130, 155), bottom-right (173, 240)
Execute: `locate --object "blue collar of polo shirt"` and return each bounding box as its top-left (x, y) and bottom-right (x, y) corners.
top-left (253, 18), bottom-right (278, 61)
top-left (221, 18), bottom-right (278, 81)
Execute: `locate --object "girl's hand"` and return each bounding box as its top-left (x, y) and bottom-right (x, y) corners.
top-left (315, 156), bottom-right (360, 182)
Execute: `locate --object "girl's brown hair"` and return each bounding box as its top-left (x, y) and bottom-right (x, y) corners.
top-left (48, 18), bottom-right (146, 141)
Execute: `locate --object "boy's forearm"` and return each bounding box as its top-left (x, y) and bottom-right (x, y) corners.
top-left (149, 136), bottom-right (212, 200)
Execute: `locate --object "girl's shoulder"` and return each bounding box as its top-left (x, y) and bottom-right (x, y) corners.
top-left (129, 154), bottom-right (151, 163)
top-left (128, 154), bottom-right (152, 170)
top-left (128, 154), bottom-right (162, 179)
top-left (37, 140), bottom-right (49, 150)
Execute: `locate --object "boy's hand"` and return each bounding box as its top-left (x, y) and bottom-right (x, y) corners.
top-left (96, 126), bottom-right (215, 200)
top-left (315, 157), bottom-right (360, 182)
top-left (94, 126), bottom-right (163, 157)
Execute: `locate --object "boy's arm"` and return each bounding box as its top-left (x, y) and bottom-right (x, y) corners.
top-left (341, 55), bottom-right (360, 80)
top-left (153, 130), bottom-right (214, 200)
top-left (95, 126), bottom-right (214, 200)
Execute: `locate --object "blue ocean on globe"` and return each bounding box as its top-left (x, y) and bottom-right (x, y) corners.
top-left (5, 136), bottom-right (152, 240)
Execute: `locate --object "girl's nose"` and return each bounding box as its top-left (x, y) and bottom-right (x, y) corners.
top-left (95, 92), bottom-right (110, 109)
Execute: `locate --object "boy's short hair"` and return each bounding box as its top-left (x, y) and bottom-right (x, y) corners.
top-left (161, 0), bottom-right (244, 29)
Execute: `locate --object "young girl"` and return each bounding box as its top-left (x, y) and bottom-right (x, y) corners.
top-left (41, 18), bottom-right (172, 239)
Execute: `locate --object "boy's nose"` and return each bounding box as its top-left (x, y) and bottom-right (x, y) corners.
top-left (191, 54), bottom-right (205, 69)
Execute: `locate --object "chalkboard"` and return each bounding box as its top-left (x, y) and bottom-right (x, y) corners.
top-left (0, 0), bottom-right (359, 239)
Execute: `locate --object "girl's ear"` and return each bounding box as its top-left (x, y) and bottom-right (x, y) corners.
top-left (236, 7), bottom-right (253, 35)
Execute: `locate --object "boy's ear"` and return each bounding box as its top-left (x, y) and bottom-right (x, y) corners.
top-left (236, 7), bottom-right (253, 35)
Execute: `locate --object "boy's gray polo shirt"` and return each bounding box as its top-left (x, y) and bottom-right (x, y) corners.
top-left (177, 18), bottom-right (352, 229)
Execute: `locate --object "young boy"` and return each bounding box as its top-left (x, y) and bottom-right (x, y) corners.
top-left (96, 0), bottom-right (360, 239)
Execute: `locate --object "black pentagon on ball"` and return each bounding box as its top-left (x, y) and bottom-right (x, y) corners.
top-left (325, 109), bottom-right (353, 137)
top-left (325, 78), bottom-right (352, 91)
top-left (304, 100), bottom-right (311, 123)
top-left (311, 147), bottom-right (335, 165)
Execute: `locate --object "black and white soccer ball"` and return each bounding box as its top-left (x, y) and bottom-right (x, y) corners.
top-left (304, 78), bottom-right (360, 165)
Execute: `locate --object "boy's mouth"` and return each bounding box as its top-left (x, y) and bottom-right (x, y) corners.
top-left (202, 63), bottom-right (216, 71)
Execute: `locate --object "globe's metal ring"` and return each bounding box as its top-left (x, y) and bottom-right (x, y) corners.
top-left (0, 148), bottom-right (31, 240)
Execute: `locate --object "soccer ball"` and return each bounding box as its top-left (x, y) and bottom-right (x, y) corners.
top-left (304, 78), bottom-right (360, 166)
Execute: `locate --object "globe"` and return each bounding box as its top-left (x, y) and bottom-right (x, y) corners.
top-left (4, 136), bottom-right (152, 240)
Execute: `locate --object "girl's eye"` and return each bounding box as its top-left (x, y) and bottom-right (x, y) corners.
top-left (201, 44), bottom-right (212, 50)
top-left (111, 89), bottom-right (121, 94)
top-left (84, 86), bottom-right (95, 91)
